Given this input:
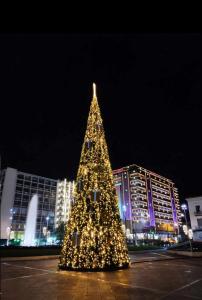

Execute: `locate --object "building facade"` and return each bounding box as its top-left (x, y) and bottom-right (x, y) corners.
top-left (0, 167), bottom-right (57, 244)
top-left (0, 164), bottom-right (182, 244)
top-left (186, 196), bottom-right (202, 241)
top-left (113, 164), bottom-right (181, 241)
top-left (55, 179), bottom-right (75, 228)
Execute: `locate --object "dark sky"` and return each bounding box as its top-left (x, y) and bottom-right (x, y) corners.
top-left (0, 33), bottom-right (201, 200)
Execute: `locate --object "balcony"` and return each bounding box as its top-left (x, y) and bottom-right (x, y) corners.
top-left (194, 210), bottom-right (202, 216)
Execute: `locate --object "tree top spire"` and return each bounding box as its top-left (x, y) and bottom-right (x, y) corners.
top-left (93, 83), bottom-right (96, 98)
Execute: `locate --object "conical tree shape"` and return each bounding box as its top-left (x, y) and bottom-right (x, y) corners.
top-left (59, 84), bottom-right (130, 271)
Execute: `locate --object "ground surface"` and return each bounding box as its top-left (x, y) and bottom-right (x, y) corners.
top-left (1, 251), bottom-right (202, 300)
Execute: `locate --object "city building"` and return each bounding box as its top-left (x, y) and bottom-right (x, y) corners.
top-left (0, 164), bottom-right (182, 245)
top-left (186, 196), bottom-right (202, 241)
top-left (113, 164), bottom-right (181, 241)
top-left (0, 167), bottom-right (57, 244)
top-left (55, 179), bottom-right (75, 228)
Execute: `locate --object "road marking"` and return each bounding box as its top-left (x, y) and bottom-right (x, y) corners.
top-left (185, 270), bottom-right (192, 273)
top-left (153, 252), bottom-right (173, 258)
top-left (107, 281), bottom-right (164, 294)
top-left (2, 272), bottom-right (49, 282)
top-left (133, 257), bottom-right (158, 260)
top-left (158, 278), bottom-right (202, 299)
top-left (160, 262), bottom-right (197, 268)
top-left (2, 262), bottom-right (55, 273)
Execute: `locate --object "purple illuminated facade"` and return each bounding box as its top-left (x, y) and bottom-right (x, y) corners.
top-left (113, 164), bottom-right (181, 235)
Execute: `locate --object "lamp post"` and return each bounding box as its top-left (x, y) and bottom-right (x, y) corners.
top-left (132, 221), bottom-right (137, 246)
top-left (123, 205), bottom-right (127, 239)
top-left (46, 216), bottom-right (50, 245)
top-left (6, 227), bottom-right (11, 246)
top-left (181, 203), bottom-right (192, 252)
top-left (46, 216), bottom-right (49, 228)
top-left (43, 226), bottom-right (47, 246)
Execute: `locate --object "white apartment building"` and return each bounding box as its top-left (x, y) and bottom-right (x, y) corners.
top-left (186, 196), bottom-right (202, 241)
top-left (55, 180), bottom-right (75, 228)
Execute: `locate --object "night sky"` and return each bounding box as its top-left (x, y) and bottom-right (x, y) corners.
top-left (0, 33), bottom-right (201, 200)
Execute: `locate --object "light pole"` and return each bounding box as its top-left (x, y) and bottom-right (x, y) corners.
top-left (6, 227), bottom-right (11, 246)
top-left (132, 221), bottom-right (137, 246)
top-left (123, 205), bottom-right (127, 240)
top-left (46, 216), bottom-right (49, 228)
top-left (181, 203), bottom-right (193, 252)
top-left (46, 216), bottom-right (49, 245)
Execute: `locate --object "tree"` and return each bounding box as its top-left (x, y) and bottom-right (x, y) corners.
top-left (59, 84), bottom-right (129, 271)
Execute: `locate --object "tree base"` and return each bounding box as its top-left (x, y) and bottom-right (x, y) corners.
top-left (58, 263), bottom-right (130, 272)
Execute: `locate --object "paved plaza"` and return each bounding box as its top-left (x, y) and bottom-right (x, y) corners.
top-left (1, 252), bottom-right (202, 300)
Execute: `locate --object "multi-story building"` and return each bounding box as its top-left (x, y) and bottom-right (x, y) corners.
top-left (113, 164), bottom-right (181, 241)
top-left (0, 167), bottom-right (57, 244)
top-left (186, 196), bottom-right (202, 241)
top-left (55, 179), bottom-right (75, 228)
top-left (0, 164), bottom-right (182, 244)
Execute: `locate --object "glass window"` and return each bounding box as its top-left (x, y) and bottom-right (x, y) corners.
top-left (22, 195), bottom-right (29, 201)
top-left (20, 207), bottom-right (27, 215)
top-left (195, 205), bottom-right (200, 213)
top-left (14, 200), bottom-right (21, 206)
top-left (197, 218), bottom-right (202, 227)
top-left (16, 186), bottom-right (23, 192)
top-left (17, 179), bottom-right (23, 185)
top-left (21, 201), bottom-right (28, 207)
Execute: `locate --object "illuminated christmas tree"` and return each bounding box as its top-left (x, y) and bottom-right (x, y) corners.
top-left (59, 84), bottom-right (130, 271)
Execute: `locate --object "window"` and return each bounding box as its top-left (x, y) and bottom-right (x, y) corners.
top-left (17, 179), bottom-right (23, 185)
top-left (197, 218), bottom-right (202, 228)
top-left (195, 205), bottom-right (200, 213)
top-left (16, 186), bottom-right (22, 192)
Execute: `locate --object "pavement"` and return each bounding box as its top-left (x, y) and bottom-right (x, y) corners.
top-left (1, 251), bottom-right (202, 300)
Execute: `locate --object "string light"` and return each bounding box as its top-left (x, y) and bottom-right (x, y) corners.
top-left (58, 84), bottom-right (130, 271)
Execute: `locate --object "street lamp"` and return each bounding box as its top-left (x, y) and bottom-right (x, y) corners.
top-left (46, 216), bottom-right (49, 227)
top-left (46, 216), bottom-right (50, 245)
top-left (122, 205), bottom-right (127, 239)
top-left (6, 227), bottom-right (11, 246)
top-left (181, 203), bottom-right (193, 252)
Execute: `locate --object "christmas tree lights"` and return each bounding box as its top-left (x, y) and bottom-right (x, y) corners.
top-left (59, 84), bottom-right (130, 271)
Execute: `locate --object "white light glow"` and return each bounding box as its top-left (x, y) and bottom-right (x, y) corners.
top-left (23, 194), bottom-right (38, 246)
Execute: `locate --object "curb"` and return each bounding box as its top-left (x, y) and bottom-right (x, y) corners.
top-left (168, 250), bottom-right (202, 257)
top-left (1, 255), bottom-right (60, 262)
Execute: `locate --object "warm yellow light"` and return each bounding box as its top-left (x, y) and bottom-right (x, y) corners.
top-left (93, 83), bottom-right (96, 98)
top-left (59, 84), bottom-right (130, 271)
